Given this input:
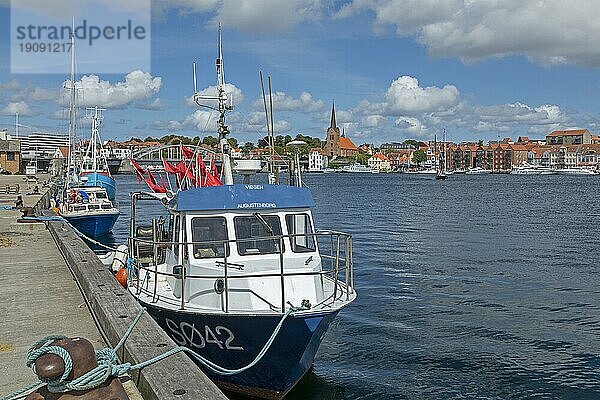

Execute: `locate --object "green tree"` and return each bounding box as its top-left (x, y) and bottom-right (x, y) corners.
top-left (242, 142), bottom-right (255, 155)
top-left (412, 149), bottom-right (427, 165)
top-left (403, 139), bottom-right (419, 148)
top-left (228, 137), bottom-right (239, 149)
top-left (202, 135), bottom-right (219, 146)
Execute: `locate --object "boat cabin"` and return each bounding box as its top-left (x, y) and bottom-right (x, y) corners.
top-left (131, 184), bottom-right (354, 315)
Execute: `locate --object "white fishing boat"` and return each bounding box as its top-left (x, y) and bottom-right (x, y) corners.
top-left (123, 30), bottom-right (356, 399)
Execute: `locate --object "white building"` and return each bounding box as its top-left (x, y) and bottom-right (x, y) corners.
top-left (308, 148), bottom-right (327, 172)
top-left (19, 132), bottom-right (70, 160)
top-left (100, 147), bottom-right (132, 159)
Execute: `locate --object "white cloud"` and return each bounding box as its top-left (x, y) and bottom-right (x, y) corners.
top-left (0, 101), bottom-right (35, 116)
top-left (362, 114), bottom-right (386, 128)
top-left (185, 83), bottom-right (243, 108)
top-left (384, 76), bottom-right (459, 114)
top-left (252, 91), bottom-right (324, 113)
top-left (337, 1), bottom-right (600, 66)
top-left (394, 116), bottom-right (426, 136)
top-left (209, 0), bottom-right (322, 34)
top-left (137, 98), bottom-right (166, 111)
top-left (62, 70), bottom-right (162, 109)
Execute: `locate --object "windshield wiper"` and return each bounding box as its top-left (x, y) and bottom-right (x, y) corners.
top-left (252, 212), bottom-right (274, 235)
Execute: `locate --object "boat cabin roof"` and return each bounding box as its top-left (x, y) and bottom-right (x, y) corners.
top-left (171, 184), bottom-right (315, 212)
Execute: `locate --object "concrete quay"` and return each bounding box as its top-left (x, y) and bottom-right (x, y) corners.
top-left (0, 175), bottom-right (227, 400)
top-left (0, 175), bottom-right (105, 395)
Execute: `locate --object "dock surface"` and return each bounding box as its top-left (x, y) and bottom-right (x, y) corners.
top-left (0, 175), bottom-right (105, 395)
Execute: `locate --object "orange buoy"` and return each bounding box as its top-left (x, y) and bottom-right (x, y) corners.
top-left (116, 268), bottom-right (127, 288)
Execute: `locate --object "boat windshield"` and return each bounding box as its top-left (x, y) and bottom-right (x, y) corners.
top-left (234, 215), bottom-right (283, 256)
top-left (285, 213), bottom-right (315, 253)
top-left (191, 217), bottom-right (230, 259)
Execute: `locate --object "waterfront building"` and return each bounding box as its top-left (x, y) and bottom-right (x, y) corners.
top-left (101, 141), bottom-right (133, 159)
top-left (308, 148), bottom-right (327, 172)
top-left (368, 153), bottom-right (391, 172)
top-left (380, 142), bottom-right (414, 152)
top-left (546, 129), bottom-right (591, 145)
top-left (19, 132), bottom-right (70, 160)
top-left (388, 149), bottom-right (413, 170)
top-left (0, 130), bottom-right (20, 173)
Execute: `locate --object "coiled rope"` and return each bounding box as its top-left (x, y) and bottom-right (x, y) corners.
top-left (1, 303), bottom-right (308, 400)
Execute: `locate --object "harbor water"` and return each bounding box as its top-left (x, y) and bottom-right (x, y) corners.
top-left (107, 173), bottom-right (600, 399)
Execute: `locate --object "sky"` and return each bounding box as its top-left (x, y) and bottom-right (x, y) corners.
top-left (1, 0), bottom-right (600, 146)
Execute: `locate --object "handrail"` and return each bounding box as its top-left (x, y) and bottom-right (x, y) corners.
top-left (128, 227), bottom-right (354, 313)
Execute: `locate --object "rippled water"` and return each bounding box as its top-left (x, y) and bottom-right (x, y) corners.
top-left (108, 174), bottom-right (600, 399)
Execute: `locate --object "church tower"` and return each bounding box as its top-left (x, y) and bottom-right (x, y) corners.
top-left (324, 102), bottom-right (340, 157)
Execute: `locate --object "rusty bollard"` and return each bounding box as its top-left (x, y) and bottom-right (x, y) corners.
top-left (25, 337), bottom-right (129, 400)
top-left (16, 207), bottom-right (38, 224)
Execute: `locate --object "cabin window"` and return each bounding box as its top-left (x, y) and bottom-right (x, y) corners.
top-left (285, 214), bottom-right (316, 253)
top-left (88, 204), bottom-right (100, 210)
top-left (234, 214), bottom-right (283, 256)
top-left (191, 217), bottom-right (229, 259)
top-left (96, 192), bottom-right (107, 199)
top-left (73, 205), bottom-right (86, 212)
top-left (101, 203), bottom-right (112, 210)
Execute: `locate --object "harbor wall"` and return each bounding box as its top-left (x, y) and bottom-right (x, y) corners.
top-left (38, 194), bottom-right (227, 400)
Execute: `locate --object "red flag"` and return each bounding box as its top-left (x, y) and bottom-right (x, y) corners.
top-left (180, 144), bottom-right (195, 159)
top-left (144, 177), bottom-right (167, 193)
top-left (209, 159), bottom-right (223, 186)
top-left (147, 169), bottom-right (157, 185)
top-left (162, 158), bottom-right (179, 174)
top-left (159, 176), bottom-right (168, 192)
top-left (130, 158), bottom-right (146, 182)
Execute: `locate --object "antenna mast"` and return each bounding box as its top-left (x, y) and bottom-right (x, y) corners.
top-left (193, 24), bottom-right (234, 185)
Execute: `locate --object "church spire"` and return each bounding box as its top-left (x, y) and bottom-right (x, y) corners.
top-left (330, 101), bottom-right (337, 129)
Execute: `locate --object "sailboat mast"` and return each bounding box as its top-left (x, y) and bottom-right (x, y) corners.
top-left (67, 25), bottom-right (76, 176)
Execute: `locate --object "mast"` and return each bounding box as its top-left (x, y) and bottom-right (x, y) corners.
top-left (193, 24), bottom-right (234, 185)
top-left (434, 134), bottom-right (438, 173)
top-left (65, 20), bottom-right (76, 180)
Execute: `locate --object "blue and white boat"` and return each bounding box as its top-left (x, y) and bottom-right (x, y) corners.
top-left (60, 186), bottom-right (119, 237)
top-left (125, 31), bottom-right (356, 399)
top-left (79, 107), bottom-right (117, 200)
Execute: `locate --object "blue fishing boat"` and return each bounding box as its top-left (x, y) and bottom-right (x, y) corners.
top-left (79, 107), bottom-right (117, 200)
top-left (60, 186), bottom-right (119, 237)
top-left (57, 32), bottom-right (119, 238)
top-left (124, 30), bottom-right (356, 399)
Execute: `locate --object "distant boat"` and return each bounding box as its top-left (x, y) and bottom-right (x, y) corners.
top-left (341, 163), bottom-right (376, 173)
top-left (404, 168), bottom-right (437, 174)
top-left (59, 186), bottom-right (119, 237)
top-left (466, 167), bottom-right (492, 174)
top-left (556, 167), bottom-right (598, 175)
top-left (79, 107), bottom-right (117, 200)
top-left (510, 164), bottom-right (555, 175)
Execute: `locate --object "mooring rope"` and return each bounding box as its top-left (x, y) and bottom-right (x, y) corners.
top-left (0, 303), bottom-right (308, 400)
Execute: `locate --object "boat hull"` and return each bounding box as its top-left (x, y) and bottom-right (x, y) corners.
top-left (64, 213), bottom-right (118, 237)
top-left (81, 172), bottom-right (116, 200)
top-left (142, 301), bottom-right (339, 399)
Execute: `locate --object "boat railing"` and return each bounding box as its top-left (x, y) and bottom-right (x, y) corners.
top-left (129, 230), bottom-right (354, 313)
